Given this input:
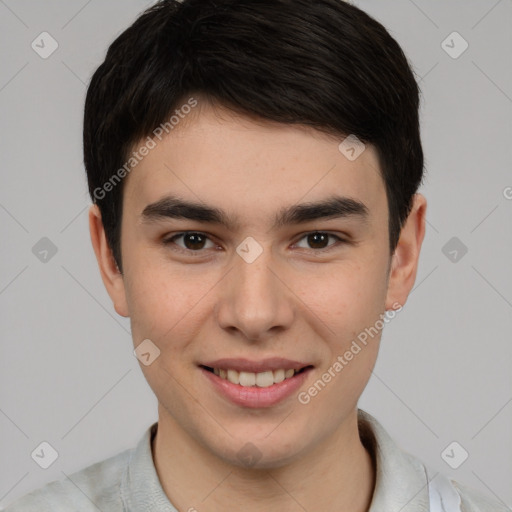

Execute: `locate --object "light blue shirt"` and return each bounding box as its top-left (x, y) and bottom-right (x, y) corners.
top-left (3, 409), bottom-right (510, 511)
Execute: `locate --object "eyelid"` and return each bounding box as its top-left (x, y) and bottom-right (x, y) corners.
top-left (291, 232), bottom-right (346, 251)
top-left (163, 232), bottom-right (218, 254)
top-left (163, 230), bottom-right (347, 254)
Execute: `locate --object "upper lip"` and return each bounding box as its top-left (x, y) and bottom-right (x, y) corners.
top-left (200, 358), bottom-right (312, 373)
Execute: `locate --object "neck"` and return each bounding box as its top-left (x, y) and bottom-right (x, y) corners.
top-left (153, 406), bottom-right (375, 512)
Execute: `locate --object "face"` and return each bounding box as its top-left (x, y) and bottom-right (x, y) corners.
top-left (91, 99), bottom-right (425, 469)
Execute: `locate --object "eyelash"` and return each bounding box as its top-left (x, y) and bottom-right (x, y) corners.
top-left (162, 231), bottom-right (347, 256)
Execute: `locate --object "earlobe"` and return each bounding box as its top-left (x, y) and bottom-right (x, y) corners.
top-left (88, 205), bottom-right (130, 317)
top-left (385, 193), bottom-right (427, 310)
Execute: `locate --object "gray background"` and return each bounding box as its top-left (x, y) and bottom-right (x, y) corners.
top-left (1, 0), bottom-right (511, 508)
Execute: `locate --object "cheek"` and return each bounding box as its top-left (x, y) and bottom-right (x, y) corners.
top-left (123, 262), bottom-right (181, 341)
top-left (303, 258), bottom-right (388, 337)
top-left (124, 260), bottom-right (217, 358)
top-left (299, 257), bottom-right (388, 404)
top-left (300, 265), bottom-right (386, 415)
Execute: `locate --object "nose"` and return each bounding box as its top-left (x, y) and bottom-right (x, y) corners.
top-left (214, 243), bottom-right (295, 342)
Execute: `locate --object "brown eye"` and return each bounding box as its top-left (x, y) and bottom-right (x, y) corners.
top-left (294, 232), bottom-right (344, 251)
top-left (164, 232), bottom-right (216, 252)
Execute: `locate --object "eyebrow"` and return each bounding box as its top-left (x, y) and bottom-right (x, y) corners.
top-left (140, 194), bottom-right (369, 231)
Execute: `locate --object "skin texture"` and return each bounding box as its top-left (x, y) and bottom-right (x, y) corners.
top-left (89, 99), bottom-right (426, 512)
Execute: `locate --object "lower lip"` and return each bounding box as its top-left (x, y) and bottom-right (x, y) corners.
top-left (201, 367), bottom-right (312, 408)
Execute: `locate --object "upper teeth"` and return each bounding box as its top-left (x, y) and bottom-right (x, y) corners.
top-left (213, 368), bottom-right (297, 388)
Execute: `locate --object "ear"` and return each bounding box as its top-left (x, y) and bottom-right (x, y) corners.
top-left (385, 193), bottom-right (427, 310)
top-left (88, 204), bottom-right (129, 317)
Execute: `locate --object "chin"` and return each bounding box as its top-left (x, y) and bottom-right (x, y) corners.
top-left (210, 432), bottom-right (309, 470)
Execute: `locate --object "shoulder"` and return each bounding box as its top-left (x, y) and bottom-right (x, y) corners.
top-left (452, 480), bottom-right (511, 512)
top-left (357, 409), bottom-right (510, 512)
top-left (1, 447), bottom-right (131, 512)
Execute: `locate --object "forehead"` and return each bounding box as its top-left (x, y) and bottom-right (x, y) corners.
top-left (122, 102), bottom-right (387, 227)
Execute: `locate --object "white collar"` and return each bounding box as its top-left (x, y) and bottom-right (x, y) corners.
top-left (358, 409), bottom-right (460, 511)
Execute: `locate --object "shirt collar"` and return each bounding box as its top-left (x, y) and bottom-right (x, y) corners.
top-left (120, 422), bottom-right (178, 511)
top-left (359, 409), bottom-right (430, 511)
top-left (120, 409), bottom-right (430, 511)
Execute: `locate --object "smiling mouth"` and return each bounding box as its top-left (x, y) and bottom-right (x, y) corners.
top-left (201, 365), bottom-right (312, 388)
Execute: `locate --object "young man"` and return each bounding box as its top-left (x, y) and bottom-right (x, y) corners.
top-left (4, 1), bottom-right (509, 511)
